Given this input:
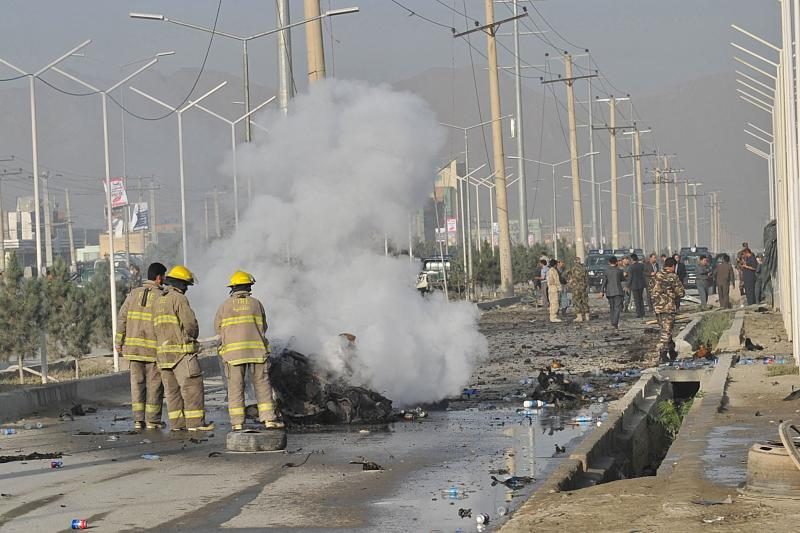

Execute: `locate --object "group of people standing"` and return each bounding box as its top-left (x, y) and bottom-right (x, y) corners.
top-left (538, 258), bottom-right (590, 323)
top-left (115, 262), bottom-right (282, 432)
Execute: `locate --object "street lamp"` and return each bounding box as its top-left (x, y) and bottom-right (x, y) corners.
top-left (129, 82), bottom-right (228, 265)
top-left (0, 40), bottom-right (91, 281)
top-left (510, 152), bottom-right (598, 259)
top-left (440, 115), bottom-right (512, 290)
top-left (194, 97), bottom-right (276, 228)
top-left (51, 52), bottom-right (169, 374)
top-left (130, 7), bottom-right (359, 140)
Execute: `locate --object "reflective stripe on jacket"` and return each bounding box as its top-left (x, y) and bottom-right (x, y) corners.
top-left (116, 280), bottom-right (162, 362)
top-left (214, 291), bottom-right (269, 365)
top-left (153, 285), bottom-right (199, 369)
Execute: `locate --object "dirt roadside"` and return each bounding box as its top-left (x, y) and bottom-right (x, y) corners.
top-left (502, 309), bottom-right (800, 533)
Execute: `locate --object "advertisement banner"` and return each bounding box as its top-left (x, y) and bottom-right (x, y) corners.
top-left (103, 178), bottom-right (129, 208)
top-left (130, 202), bottom-right (149, 231)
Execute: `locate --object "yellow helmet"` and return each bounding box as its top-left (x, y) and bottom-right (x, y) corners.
top-left (228, 270), bottom-right (256, 287)
top-left (166, 265), bottom-right (195, 285)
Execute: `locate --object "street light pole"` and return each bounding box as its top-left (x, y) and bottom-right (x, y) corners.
top-left (129, 82), bottom-right (228, 265)
top-left (512, 0), bottom-right (528, 247)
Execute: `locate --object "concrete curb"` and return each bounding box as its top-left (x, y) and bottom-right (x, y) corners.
top-left (674, 316), bottom-right (702, 357)
top-left (0, 355), bottom-right (223, 424)
top-left (477, 296), bottom-right (522, 310)
top-left (656, 353), bottom-right (734, 477)
top-left (717, 310), bottom-right (746, 352)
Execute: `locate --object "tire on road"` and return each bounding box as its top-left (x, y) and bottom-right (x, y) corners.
top-left (226, 429), bottom-right (287, 452)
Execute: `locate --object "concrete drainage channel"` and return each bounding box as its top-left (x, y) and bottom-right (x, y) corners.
top-left (507, 312), bottom-right (741, 519)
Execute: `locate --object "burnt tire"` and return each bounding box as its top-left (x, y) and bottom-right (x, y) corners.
top-left (226, 429), bottom-right (287, 452)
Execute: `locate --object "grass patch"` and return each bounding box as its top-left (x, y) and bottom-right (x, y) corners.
top-left (694, 313), bottom-right (733, 351)
top-left (766, 363), bottom-right (798, 377)
top-left (653, 399), bottom-right (693, 440)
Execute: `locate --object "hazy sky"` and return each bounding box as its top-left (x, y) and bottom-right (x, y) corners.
top-left (0, 0), bottom-right (781, 246)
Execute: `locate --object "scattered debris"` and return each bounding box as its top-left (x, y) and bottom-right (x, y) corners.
top-left (208, 452), bottom-right (223, 458)
top-left (458, 508), bottom-right (472, 518)
top-left (283, 453), bottom-right (312, 468)
top-left (113, 415), bottom-right (129, 422)
top-left (140, 454), bottom-right (160, 461)
top-left (490, 475), bottom-right (533, 490)
top-left (0, 452), bottom-right (63, 464)
top-left (702, 516), bottom-right (725, 524)
top-left (350, 459), bottom-right (383, 471)
top-left (189, 438), bottom-right (207, 444)
top-left (555, 444), bottom-right (566, 454)
top-left (744, 338), bottom-right (764, 351)
top-left (692, 495), bottom-right (733, 506)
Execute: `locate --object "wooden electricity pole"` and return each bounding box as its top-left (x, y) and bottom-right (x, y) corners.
top-left (304, 0), bottom-right (326, 83)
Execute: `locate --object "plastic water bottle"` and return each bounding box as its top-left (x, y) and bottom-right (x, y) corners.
top-left (572, 415), bottom-right (594, 423)
top-left (476, 513), bottom-right (490, 524)
top-left (51, 461), bottom-right (63, 469)
top-left (441, 487), bottom-right (467, 499)
top-left (1, 428), bottom-right (15, 435)
top-left (71, 519), bottom-right (88, 529)
top-left (140, 454), bottom-right (160, 461)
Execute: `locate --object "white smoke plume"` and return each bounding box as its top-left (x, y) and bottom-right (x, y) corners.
top-left (193, 80), bottom-right (488, 405)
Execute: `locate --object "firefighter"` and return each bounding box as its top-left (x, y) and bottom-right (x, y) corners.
top-left (115, 262), bottom-right (166, 430)
top-left (214, 271), bottom-right (282, 431)
top-left (153, 265), bottom-right (214, 431)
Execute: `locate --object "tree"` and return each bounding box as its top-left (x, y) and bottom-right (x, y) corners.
top-left (44, 258), bottom-right (92, 377)
top-left (0, 253), bottom-right (47, 384)
top-left (84, 260), bottom-right (125, 349)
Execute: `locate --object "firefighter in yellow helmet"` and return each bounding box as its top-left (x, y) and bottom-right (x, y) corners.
top-left (152, 265), bottom-right (214, 431)
top-left (115, 262), bottom-right (166, 430)
top-left (214, 271), bottom-right (282, 431)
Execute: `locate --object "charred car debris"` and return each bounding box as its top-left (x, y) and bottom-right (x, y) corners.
top-left (252, 340), bottom-right (629, 427)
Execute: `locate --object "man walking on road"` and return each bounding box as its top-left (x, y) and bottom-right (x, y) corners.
top-left (153, 265), bottom-right (214, 432)
top-left (215, 271), bottom-right (283, 431)
top-left (696, 255), bottom-right (711, 309)
top-left (714, 254), bottom-right (735, 309)
top-left (566, 257), bottom-right (590, 322)
top-left (627, 254), bottom-right (647, 318)
top-left (546, 259), bottom-right (562, 323)
top-left (652, 257), bottom-right (685, 363)
top-left (116, 262), bottom-right (166, 430)
top-left (600, 256), bottom-right (625, 330)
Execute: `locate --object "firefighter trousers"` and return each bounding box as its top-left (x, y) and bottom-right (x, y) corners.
top-left (225, 362), bottom-right (276, 425)
top-left (161, 354), bottom-right (206, 429)
top-left (129, 360), bottom-right (163, 423)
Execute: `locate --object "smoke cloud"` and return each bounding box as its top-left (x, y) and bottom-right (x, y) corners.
top-left (193, 80), bottom-right (487, 405)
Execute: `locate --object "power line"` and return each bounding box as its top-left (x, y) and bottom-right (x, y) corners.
top-left (389, 0), bottom-right (455, 31)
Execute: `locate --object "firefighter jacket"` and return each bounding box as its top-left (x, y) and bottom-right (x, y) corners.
top-left (115, 280), bottom-right (163, 362)
top-left (153, 285), bottom-right (199, 369)
top-left (214, 290), bottom-right (269, 366)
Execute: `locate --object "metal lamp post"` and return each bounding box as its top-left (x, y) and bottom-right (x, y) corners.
top-left (130, 7), bottom-right (359, 141)
top-left (51, 54), bottom-right (168, 374)
top-left (129, 82), bottom-right (228, 265)
top-left (0, 40), bottom-right (92, 280)
top-left (193, 96), bottom-right (277, 228)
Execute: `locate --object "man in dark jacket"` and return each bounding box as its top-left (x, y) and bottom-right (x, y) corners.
top-left (696, 255), bottom-right (711, 309)
top-left (600, 256), bottom-right (626, 329)
top-left (673, 254), bottom-right (687, 311)
top-left (741, 248), bottom-right (758, 305)
top-left (714, 254), bottom-right (736, 309)
top-left (627, 254), bottom-right (647, 318)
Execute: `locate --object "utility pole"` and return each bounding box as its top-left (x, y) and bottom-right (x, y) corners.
top-left (542, 54), bottom-right (597, 260)
top-left (595, 96), bottom-right (632, 249)
top-left (609, 97), bottom-right (619, 248)
top-left (512, 0), bottom-right (528, 247)
top-left (587, 64), bottom-right (598, 246)
top-left (689, 183), bottom-right (701, 245)
top-left (683, 180), bottom-right (692, 245)
top-left (620, 130), bottom-right (655, 251)
top-left (64, 189), bottom-right (76, 271)
top-left (277, 0), bottom-right (294, 115)
top-left (673, 178), bottom-right (682, 249)
top-left (304, 0), bottom-right (326, 83)
top-left (40, 171), bottom-right (55, 269)
top-left (455, 10), bottom-right (527, 293)
top-left (484, 0), bottom-right (513, 294)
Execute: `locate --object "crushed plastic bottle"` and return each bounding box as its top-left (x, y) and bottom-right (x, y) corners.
top-left (476, 513), bottom-right (490, 524)
top-left (140, 454), bottom-right (160, 461)
top-left (572, 415), bottom-right (594, 423)
top-left (71, 519), bottom-right (88, 529)
top-left (1, 428), bottom-right (16, 436)
top-left (441, 487), bottom-right (468, 499)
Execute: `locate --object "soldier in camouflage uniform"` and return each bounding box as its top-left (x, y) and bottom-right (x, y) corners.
top-left (651, 257), bottom-right (686, 363)
top-left (566, 257), bottom-right (590, 322)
